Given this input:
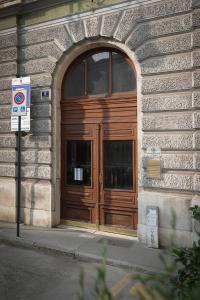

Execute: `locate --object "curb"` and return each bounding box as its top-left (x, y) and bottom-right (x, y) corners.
top-left (0, 236), bottom-right (161, 274)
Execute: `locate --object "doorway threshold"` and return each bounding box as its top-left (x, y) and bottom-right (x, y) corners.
top-left (60, 219), bottom-right (138, 240)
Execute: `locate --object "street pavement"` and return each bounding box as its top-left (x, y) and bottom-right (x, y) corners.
top-left (0, 222), bottom-right (164, 274)
top-left (0, 243), bottom-right (140, 300)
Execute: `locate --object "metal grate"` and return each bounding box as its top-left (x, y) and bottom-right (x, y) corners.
top-left (97, 237), bottom-right (135, 248)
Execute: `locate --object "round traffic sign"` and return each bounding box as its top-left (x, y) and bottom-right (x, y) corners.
top-left (14, 92), bottom-right (25, 105)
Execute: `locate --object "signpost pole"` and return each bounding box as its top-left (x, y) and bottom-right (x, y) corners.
top-left (16, 116), bottom-right (21, 237)
top-left (12, 76), bottom-right (30, 238)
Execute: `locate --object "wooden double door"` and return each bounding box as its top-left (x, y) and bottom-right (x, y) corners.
top-left (61, 103), bottom-right (138, 232)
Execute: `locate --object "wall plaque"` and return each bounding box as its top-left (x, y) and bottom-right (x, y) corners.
top-left (147, 159), bottom-right (161, 179)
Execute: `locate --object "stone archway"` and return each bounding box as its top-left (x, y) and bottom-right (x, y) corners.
top-left (51, 38), bottom-right (142, 228)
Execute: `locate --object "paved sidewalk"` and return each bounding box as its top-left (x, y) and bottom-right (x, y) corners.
top-left (0, 222), bottom-right (164, 273)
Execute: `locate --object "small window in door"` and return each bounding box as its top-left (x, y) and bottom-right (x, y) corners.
top-left (104, 140), bottom-right (133, 189)
top-left (66, 140), bottom-right (91, 186)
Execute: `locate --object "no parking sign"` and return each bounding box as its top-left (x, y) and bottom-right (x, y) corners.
top-left (11, 77), bottom-right (30, 131)
top-left (12, 88), bottom-right (27, 116)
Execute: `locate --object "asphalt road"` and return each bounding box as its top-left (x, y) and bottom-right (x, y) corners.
top-left (0, 243), bottom-right (139, 300)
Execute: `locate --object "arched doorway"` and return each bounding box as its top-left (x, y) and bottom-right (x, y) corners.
top-left (61, 48), bottom-right (137, 234)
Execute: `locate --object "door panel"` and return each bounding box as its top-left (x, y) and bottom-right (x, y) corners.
top-left (99, 123), bottom-right (137, 230)
top-left (61, 124), bottom-right (99, 224)
top-left (61, 122), bottom-right (137, 230)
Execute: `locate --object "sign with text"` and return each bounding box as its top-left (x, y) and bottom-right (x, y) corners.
top-left (146, 206), bottom-right (159, 248)
top-left (11, 77), bottom-right (31, 131)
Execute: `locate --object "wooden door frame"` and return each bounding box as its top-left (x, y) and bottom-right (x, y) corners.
top-left (51, 40), bottom-right (142, 234)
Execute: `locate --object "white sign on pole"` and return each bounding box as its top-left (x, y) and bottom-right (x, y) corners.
top-left (11, 77), bottom-right (31, 131)
top-left (11, 108), bottom-right (30, 132)
top-left (146, 206), bottom-right (159, 248)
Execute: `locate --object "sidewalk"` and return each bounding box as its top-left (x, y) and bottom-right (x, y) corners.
top-left (0, 222), bottom-right (164, 274)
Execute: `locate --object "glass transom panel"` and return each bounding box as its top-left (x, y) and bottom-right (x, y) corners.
top-left (63, 49), bottom-right (136, 98)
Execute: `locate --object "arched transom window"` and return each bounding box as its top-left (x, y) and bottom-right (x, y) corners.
top-left (63, 49), bottom-right (136, 99)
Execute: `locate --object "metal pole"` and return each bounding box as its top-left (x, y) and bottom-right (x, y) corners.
top-left (17, 116), bottom-right (21, 237)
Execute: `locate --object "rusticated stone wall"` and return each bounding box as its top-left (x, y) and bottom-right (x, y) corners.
top-left (0, 0), bottom-right (199, 246)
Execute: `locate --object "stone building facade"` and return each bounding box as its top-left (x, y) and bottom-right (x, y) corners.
top-left (0, 0), bottom-right (200, 246)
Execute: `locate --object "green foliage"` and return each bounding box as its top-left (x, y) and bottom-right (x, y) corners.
top-left (78, 206), bottom-right (200, 300)
top-left (79, 246), bottom-right (113, 300)
top-left (171, 240), bottom-right (200, 299)
top-left (189, 205), bottom-right (200, 222)
top-left (132, 205), bottom-right (200, 300)
top-left (94, 247), bottom-right (113, 300)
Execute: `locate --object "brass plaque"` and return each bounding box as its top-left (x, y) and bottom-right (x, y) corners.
top-left (147, 159), bottom-right (161, 179)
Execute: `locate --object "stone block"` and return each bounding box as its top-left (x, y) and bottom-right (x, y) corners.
top-left (0, 177), bottom-right (15, 207)
top-left (142, 92), bottom-right (192, 112)
top-left (21, 150), bottom-right (51, 164)
top-left (143, 172), bottom-right (194, 191)
top-left (142, 133), bottom-right (193, 150)
top-left (30, 74), bottom-right (52, 88)
top-left (142, 72), bottom-right (192, 94)
top-left (136, 33), bottom-right (192, 61)
top-left (115, 0), bottom-right (191, 41)
top-left (20, 25), bottom-right (73, 50)
top-left (0, 164), bottom-right (15, 177)
top-left (159, 227), bottom-right (192, 247)
top-left (193, 29), bottom-right (200, 47)
top-left (67, 20), bottom-right (85, 43)
top-left (101, 12), bottom-right (121, 37)
top-left (114, 8), bottom-right (139, 41)
top-left (193, 173), bottom-right (200, 191)
top-left (127, 13), bottom-right (192, 49)
top-left (162, 153), bottom-right (194, 170)
top-left (31, 119), bottom-right (51, 133)
top-left (24, 208), bottom-right (51, 227)
top-left (193, 131), bottom-right (200, 150)
top-left (0, 33), bottom-right (17, 49)
top-left (142, 112), bottom-right (193, 131)
top-left (21, 58), bottom-right (56, 75)
top-left (143, 153), bottom-right (194, 170)
top-left (193, 90), bottom-right (200, 107)
top-left (84, 16), bottom-right (101, 38)
top-left (193, 8), bottom-right (200, 27)
top-left (193, 111), bottom-right (200, 128)
top-left (22, 134), bottom-right (51, 149)
top-left (0, 120), bottom-right (10, 133)
top-left (141, 52), bottom-right (191, 75)
top-left (193, 70), bottom-right (200, 87)
top-left (0, 47), bottom-right (17, 63)
top-left (138, 191), bottom-right (192, 230)
top-left (31, 104), bottom-right (51, 118)
top-left (0, 77), bottom-right (12, 91)
top-left (20, 41), bottom-right (62, 61)
top-left (193, 50), bottom-right (200, 68)
top-left (0, 149), bottom-right (15, 163)
top-left (0, 90), bottom-right (12, 105)
top-left (0, 205), bottom-right (16, 223)
top-left (22, 179), bottom-right (51, 211)
top-left (21, 165), bottom-right (51, 179)
top-left (0, 134), bottom-right (16, 148)
top-left (0, 62), bottom-right (17, 77)
top-left (0, 106), bottom-right (10, 119)
top-left (194, 153), bottom-right (200, 170)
